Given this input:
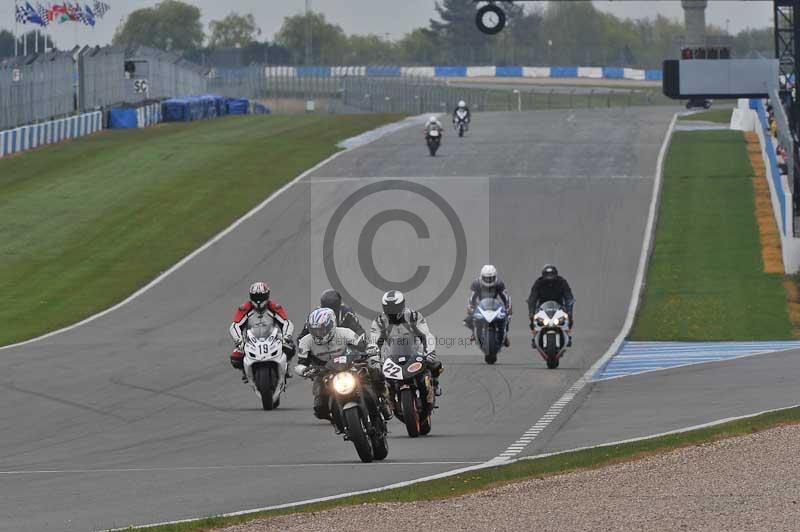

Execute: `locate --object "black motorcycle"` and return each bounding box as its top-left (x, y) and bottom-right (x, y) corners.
top-left (471, 297), bottom-right (508, 364)
top-left (426, 127), bottom-right (442, 156)
top-left (310, 350), bottom-right (389, 462)
top-left (454, 110), bottom-right (470, 137)
top-left (381, 340), bottom-right (436, 437)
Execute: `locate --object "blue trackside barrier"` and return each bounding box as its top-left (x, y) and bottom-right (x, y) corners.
top-left (495, 66), bottom-right (523, 77)
top-left (753, 99), bottom-right (788, 236)
top-left (0, 111), bottom-right (103, 158)
top-left (602, 67), bottom-right (625, 79)
top-left (109, 108), bottom-right (138, 129)
top-left (550, 66), bottom-right (579, 78)
top-left (226, 98), bottom-right (250, 115)
top-left (366, 66), bottom-right (402, 77)
top-left (435, 66), bottom-right (467, 77)
top-left (296, 66), bottom-right (332, 78)
top-left (645, 69), bottom-right (663, 81)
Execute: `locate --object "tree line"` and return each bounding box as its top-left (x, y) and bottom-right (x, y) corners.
top-left (2, 0), bottom-right (774, 67)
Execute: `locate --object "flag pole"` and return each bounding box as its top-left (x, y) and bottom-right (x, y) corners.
top-left (14, 0), bottom-right (19, 56)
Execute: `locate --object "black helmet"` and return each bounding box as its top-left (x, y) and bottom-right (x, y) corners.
top-left (249, 281), bottom-right (271, 312)
top-left (381, 290), bottom-right (405, 324)
top-left (320, 289), bottom-right (342, 315)
top-left (542, 264), bottom-right (558, 279)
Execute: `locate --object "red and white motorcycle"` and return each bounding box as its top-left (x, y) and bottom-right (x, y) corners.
top-left (531, 301), bottom-right (570, 369)
top-left (242, 318), bottom-right (288, 410)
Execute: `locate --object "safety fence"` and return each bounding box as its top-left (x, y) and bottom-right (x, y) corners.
top-left (0, 51), bottom-right (74, 132)
top-left (258, 65), bottom-right (663, 81)
top-left (0, 111), bottom-right (102, 158)
top-left (1, 45), bottom-right (209, 132)
top-left (340, 76), bottom-right (671, 114)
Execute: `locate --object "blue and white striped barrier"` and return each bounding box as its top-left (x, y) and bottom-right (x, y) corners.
top-left (260, 65), bottom-right (662, 81)
top-left (0, 111), bottom-right (102, 159)
top-left (136, 103), bottom-right (162, 128)
top-left (594, 341), bottom-right (800, 381)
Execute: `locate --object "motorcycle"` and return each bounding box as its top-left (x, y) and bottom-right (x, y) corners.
top-left (243, 318), bottom-right (288, 410)
top-left (312, 349), bottom-right (389, 463)
top-left (453, 110), bottom-right (469, 137)
top-left (471, 297), bottom-right (508, 365)
top-left (426, 127), bottom-right (442, 156)
top-left (531, 301), bottom-right (570, 369)
top-left (382, 339), bottom-right (436, 437)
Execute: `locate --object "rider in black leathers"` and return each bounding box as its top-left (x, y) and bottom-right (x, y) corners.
top-left (527, 264), bottom-right (576, 347)
top-left (297, 289), bottom-right (366, 343)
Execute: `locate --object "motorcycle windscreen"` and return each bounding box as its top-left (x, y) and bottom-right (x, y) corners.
top-left (539, 300), bottom-right (562, 318)
top-left (249, 319), bottom-right (275, 341)
top-left (477, 297), bottom-right (504, 312)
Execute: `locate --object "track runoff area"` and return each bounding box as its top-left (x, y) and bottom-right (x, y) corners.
top-left (2, 108), bottom-right (679, 531)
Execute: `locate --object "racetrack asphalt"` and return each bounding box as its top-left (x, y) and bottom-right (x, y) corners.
top-left (0, 108), bottom-right (674, 531)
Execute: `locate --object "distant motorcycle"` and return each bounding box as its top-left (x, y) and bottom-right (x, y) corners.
top-left (471, 297), bottom-right (508, 364)
top-left (308, 349), bottom-right (389, 463)
top-left (453, 109), bottom-right (470, 137)
top-left (426, 127), bottom-right (442, 156)
top-left (382, 339), bottom-right (436, 437)
top-left (531, 301), bottom-right (570, 369)
top-left (243, 318), bottom-right (288, 410)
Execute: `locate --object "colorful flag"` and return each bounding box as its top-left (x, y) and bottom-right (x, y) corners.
top-left (24, 1), bottom-right (46, 26)
top-left (93, 0), bottom-right (109, 18)
top-left (16, 3), bottom-right (28, 23)
top-left (83, 4), bottom-right (96, 26)
top-left (36, 3), bottom-right (50, 26)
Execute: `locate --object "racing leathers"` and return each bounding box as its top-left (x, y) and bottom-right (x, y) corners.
top-left (527, 276), bottom-right (575, 333)
top-left (463, 278), bottom-right (512, 331)
top-left (297, 304), bottom-right (366, 343)
top-left (452, 107), bottom-right (471, 128)
top-left (424, 119), bottom-right (443, 137)
top-left (229, 300), bottom-right (296, 378)
top-left (295, 328), bottom-right (390, 420)
top-left (368, 308), bottom-right (443, 393)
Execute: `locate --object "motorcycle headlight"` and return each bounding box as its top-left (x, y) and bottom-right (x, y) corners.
top-left (332, 372), bottom-right (357, 395)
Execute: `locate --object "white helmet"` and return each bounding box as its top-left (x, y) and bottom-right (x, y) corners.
top-left (458, 100), bottom-right (466, 109)
top-left (308, 307), bottom-right (336, 346)
top-left (427, 115), bottom-right (438, 124)
top-left (381, 290), bottom-right (406, 324)
top-left (480, 264), bottom-right (497, 288)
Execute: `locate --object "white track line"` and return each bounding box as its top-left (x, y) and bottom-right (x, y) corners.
top-left (119, 113), bottom-right (681, 532)
top-left (492, 112), bottom-right (678, 462)
top-left (0, 119), bottom-right (418, 353)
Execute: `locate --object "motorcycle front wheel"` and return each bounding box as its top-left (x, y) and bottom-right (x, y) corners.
top-left (345, 407), bottom-right (374, 462)
top-left (254, 365), bottom-right (278, 410)
top-left (400, 388), bottom-right (421, 437)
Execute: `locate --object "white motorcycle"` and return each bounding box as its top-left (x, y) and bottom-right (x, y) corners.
top-left (453, 109), bottom-right (469, 137)
top-left (243, 319), bottom-right (288, 410)
top-left (531, 301), bottom-right (570, 369)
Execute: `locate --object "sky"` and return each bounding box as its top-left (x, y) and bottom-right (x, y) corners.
top-left (3, 0), bottom-right (776, 50)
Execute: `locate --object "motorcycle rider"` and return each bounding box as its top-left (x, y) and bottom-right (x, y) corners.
top-left (452, 100), bottom-right (471, 130)
top-left (229, 282), bottom-right (296, 381)
top-left (368, 290), bottom-right (443, 395)
top-left (463, 265), bottom-right (512, 347)
top-left (527, 265), bottom-right (575, 347)
top-left (424, 115), bottom-right (443, 137)
top-left (296, 289), bottom-right (366, 343)
top-left (294, 307), bottom-right (393, 421)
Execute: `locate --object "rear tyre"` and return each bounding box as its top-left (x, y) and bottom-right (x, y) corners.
top-left (254, 365), bottom-right (277, 410)
top-left (400, 388), bottom-right (421, 437)
top-left (345, 408), bottom-right (374, 462)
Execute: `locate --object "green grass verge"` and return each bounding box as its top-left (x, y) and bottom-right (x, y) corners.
top-left (631, 130), bottom-right (792, 340)
top-left (123, 405), bottom-right (800, 531)
top-left (0, 114), bottom-right (402, 346)
top-left (679, 108), bottom-right (733, 124)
